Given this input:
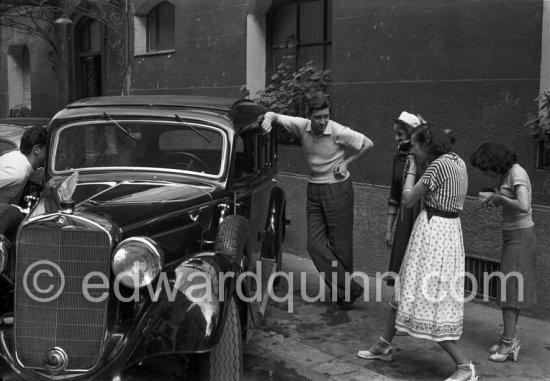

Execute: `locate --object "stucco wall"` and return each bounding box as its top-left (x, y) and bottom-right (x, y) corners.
top-left (327, 0), bottom-right (549, 205)
top-left (278, 171), bottom-right (550, 320)
top-left (0, 27), bottom-right (61, 118)
top-left (130, 0), bottom-right (248, 98)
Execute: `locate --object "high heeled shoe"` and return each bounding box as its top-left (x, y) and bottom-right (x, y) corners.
top-left (489, 335), bottom-right (520, 362)
top-left (488, 333), bottom-right (518, 354)
top-left (356, 336), bottom-right (394, 361)
top-left (444, 362), bottom-right (478, 381)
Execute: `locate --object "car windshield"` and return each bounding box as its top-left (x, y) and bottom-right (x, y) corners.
top-left (51, 120), bottom-right (226, 177)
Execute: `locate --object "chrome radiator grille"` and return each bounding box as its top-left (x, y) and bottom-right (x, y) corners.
top-left (15, 226), bottom-right (111, 371)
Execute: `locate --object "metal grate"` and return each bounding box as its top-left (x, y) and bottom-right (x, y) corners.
top-left (464, 255), bottom-right (500, 301)
top-left (15, 226), bottom-right (111, 371)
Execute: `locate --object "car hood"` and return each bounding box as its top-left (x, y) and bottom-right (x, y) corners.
top-left (70, 180), bottom-right (216, 229)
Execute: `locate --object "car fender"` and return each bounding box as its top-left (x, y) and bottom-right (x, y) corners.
top-left (126, 251), bottom-right (241, 363)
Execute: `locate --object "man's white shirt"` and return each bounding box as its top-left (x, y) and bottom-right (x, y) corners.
top-left (0, 150), bottom-right (33, 204)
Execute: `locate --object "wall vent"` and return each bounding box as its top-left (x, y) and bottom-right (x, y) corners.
top-left (464, 255), bottom-right (500, 301)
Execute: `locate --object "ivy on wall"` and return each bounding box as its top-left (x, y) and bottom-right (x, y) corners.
top-left (242, 60), bottom-right (331, 145)
top-left (525, 90), bottom-right (550, 142)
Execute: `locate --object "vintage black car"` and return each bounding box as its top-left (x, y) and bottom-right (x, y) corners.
top-left (0, 96), bottom-right (286, 380)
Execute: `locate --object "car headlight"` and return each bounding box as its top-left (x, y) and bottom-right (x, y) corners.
top-left (112, 237), bottom-right (164, 289)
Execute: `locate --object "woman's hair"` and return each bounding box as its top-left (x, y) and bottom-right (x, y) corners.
top-left (469, 141), bottom-right (517, 175)
top-left (412, 126), bottom-right (455, 158)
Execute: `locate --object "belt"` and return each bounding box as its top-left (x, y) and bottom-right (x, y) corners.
top-left (425, 206), bottom-right (459, 221)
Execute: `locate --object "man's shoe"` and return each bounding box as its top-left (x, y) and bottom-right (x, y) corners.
top-left (337, 300), bottom-right (354, 311)
top-left (337, 287), bottom-right (363, 310)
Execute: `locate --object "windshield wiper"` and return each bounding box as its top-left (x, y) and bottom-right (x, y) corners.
top-left (103, 112), bottom-right (136, 141)
top-left (174, 114), bottom-right (212, 143)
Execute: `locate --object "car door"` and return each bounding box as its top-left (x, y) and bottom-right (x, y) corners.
top-left (232, 127), bottom-right (276, 259)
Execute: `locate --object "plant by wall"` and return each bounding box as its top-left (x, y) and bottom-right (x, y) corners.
top-left (249, 60), bottom-right (331, 145)
top-left (525, 89), bottom-right (550, 142)
top-left (9, 104), bottom-right (31, 117)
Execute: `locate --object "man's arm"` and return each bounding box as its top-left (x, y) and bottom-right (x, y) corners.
top-left (335, 136), bottom-right (374, 175)
top-left (261, 111), bottom-right (307, 138)
top-left (261, 111), bottom-right (282, 134)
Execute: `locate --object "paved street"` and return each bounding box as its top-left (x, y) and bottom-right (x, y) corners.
top-left (248, 252), bottom-right (550, 381)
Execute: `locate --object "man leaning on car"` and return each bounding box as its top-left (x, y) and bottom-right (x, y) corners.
top-left (0, 126), bottom-right (47, 237)
top-left (261, 94), bottom-right (374, 310)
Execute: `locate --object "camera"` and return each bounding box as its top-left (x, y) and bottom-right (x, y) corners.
top-left (397, 140), bottom-right (411, 153)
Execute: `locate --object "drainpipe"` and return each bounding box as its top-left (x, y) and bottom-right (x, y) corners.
top-left (124, 0), bottom-right (131, 95)
top-left (541, 0), bottom-right (549, 92)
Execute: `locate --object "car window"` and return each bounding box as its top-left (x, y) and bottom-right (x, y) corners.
top-left (234, 127), bottom-right (275, 180)
top-left (52, 121), bottom-right (226, 177)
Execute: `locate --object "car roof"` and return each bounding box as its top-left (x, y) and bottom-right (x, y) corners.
top-left (54, 95), bottom-right (267, 132)
top-left (66, 95), bottom-right (240, 111)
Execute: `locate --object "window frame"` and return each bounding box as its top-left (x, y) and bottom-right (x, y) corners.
top-left (266, 0), bottom-right (331, 78)
top-left (146, 1), bottom-right (175, 53)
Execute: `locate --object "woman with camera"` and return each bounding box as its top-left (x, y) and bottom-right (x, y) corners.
top-left (384, 112), bottom-right (426, 286)
top-left (470, 142), bottom-right (537, 363)
top-left (358, 126), bottom-right (477, 381)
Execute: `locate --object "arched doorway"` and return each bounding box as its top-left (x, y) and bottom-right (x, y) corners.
top-left (74, 18), bottom-right (103, 99)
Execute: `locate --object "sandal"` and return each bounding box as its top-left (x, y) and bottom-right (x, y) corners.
top-left (489, 335), bottom-right (520, 362)
top-left (444, 362), bottom-right (478, 381)
top-left (356, 336), bottom-right (394, 362)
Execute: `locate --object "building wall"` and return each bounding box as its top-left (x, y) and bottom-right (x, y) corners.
top-left (0, 27), bottom-right (61, 118)
top-left (328, 0), bottom-right (548, 205)
top-left (130, 0), bottom-right (249, 98)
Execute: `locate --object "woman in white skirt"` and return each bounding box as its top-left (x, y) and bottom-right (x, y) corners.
top-left (357, 126), bottom-right (477, 381)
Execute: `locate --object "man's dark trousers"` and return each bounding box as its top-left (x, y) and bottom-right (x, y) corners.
top-left (0, 203), bottom-right (24, 238)
top-left (306, 178), bottom-right (363, 301)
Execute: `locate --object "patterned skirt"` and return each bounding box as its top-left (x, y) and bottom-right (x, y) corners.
top-left (392, 210), bottom-right (465, 342)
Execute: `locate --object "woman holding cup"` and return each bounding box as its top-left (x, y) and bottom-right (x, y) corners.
top-left (470, 142), bottom-right (537, 363)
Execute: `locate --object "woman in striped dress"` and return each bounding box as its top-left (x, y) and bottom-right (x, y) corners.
top-left (385, 111), bottom-right (425, 287)
top-left (357, 126), bottom-right (477, 381)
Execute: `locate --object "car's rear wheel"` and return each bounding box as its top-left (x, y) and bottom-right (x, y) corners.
top-left (198, 297), bottom-right (242, 380)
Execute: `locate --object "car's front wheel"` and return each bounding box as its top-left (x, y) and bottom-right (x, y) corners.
top-left (198, 297), bottom-right (243, 380)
